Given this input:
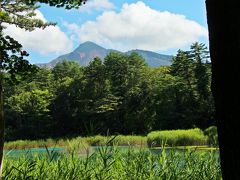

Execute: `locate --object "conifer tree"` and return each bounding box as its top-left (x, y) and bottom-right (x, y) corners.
top-left (0, 0), bottom-right (87, 175)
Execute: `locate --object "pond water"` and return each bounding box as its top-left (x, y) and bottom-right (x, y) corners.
top-left (4, 147), bottom-right (65, 157)
top-left (4, 146), bottom-right (218, 158)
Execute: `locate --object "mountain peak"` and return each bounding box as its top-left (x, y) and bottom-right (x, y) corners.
top-left (37, 42), bottom-right (172, 68)
top-left (80, 41), bottom-right (97, 46)
top-left (75, 41), bottom-right (105, 52)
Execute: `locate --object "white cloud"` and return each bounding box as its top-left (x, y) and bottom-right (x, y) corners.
top-left (67, 1), bottom-right (208, 52)
top-left (79, 0), bottom-right (114, 13)
top-left (4, 10), bottom-right (73, 55)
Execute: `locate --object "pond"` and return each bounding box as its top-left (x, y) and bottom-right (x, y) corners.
top-left (4, 146), bottom-right (218, 158)
top-left (4, 147), bottom-right (65, 158)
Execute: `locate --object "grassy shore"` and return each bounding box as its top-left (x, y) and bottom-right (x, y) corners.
top-left (4, 135), bottom-right (147, 150)
top-left (4, 128), bottom-right (217, 150)
top-left (2, 129), bottom-right (220, 179)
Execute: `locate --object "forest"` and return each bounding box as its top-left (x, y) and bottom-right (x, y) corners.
top-left (4, 42), bottom-right (215, 140)
top-left (3, 0), bottom-right (240, 178)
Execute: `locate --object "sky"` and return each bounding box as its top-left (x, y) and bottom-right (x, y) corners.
top-left (4, 0), bottom-right (209, 64)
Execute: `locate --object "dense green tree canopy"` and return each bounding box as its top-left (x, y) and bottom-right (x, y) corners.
top-left (0, 0), bottom-right (87, 175)
top-left (4, 44), bottom-right (214, 139)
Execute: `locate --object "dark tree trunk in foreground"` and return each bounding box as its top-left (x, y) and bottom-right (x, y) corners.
top-left (206, 1), bottom-right (240, 179)
top-left (0, 75), bottom-right (4, 177)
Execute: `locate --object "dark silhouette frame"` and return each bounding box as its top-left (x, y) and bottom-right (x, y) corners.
top-left (206, 1), bottom-right (240, 179)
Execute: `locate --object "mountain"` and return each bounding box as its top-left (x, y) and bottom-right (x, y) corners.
top-left (126, 49), bottom-right (172, 67)
top-left (37, 41), bottom-right (172, 68)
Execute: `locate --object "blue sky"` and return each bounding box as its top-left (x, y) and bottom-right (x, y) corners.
top-left (5, 0), bottom-right (209, 64)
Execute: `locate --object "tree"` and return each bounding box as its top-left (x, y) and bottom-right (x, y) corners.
top-left (0, 0), bottom-right (87, 175)
top-left (52, 57), bottom-right (111, 136)
top-left (152, 67), bottom-right (194, 130)
top-left (0, 30), bottom-right (37, 176)
top-left (206, 1), bottom-right (240, 179)
top-left (7, 89), bottom-right (53, 139)
top-left (4, 68), bottom-right (54, 140)
top-left (190, 43), bottom-right (214, 128)
top-left (170, 50), bottom-right (201, 127)
top-left (52, 60), bottom-right (82, 81)
top-left (80, 57), bottom-right (117, 134)
top-left (171, 45), bottom-right (214, 129)
top-left (171, 50), bottom-right (195, 91)
top-left (104, 52), bottom-right (153, 134)
top-left (190, 42), bottom-right (210, 100)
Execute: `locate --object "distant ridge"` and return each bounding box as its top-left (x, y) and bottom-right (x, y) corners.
top-left (37, 41), bottom-right (172, 68)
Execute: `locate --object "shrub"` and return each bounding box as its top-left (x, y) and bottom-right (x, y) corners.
top-left (4, 140), bottom-right (50, 150)
top-left (82, 135), bottom-right (147, 146)
top-left (147, 128), bottom-right (208, 147)
top-left (5, 139), bottom-right (70, 150)
top-left (66, 137), bottom-right (90, 154)
top-left (4, 135), bottom-right (147, 150)
top-left (112, 135), bottom-right (147, 146)
top-left (83, 135), bottom-right (107, 146)
top-left (204, 126), bottom-right (218, 146)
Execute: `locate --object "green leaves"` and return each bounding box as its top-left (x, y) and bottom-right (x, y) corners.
top-left (168, 43), bottom-right (214, 129)
top-left (4, 43), bottom-right (214, 139)
top-left (0, 0), bottom-right (87, 174)
top-left (8, 89), bottom-right (53, 114)
top-left (24, 0), bottom-right (87, 9)
top-left (1, 1), bottom-right (55, 31)
top-left (0, 31), bottom-right (37, 84)
top-left (53, 60), bottom-right (82, 81)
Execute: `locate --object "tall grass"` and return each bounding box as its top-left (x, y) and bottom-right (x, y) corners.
top-left (4, 139), bottom-right (61, 150)
top-left (83, 135), bottom-right (147, 146)
top-left (113, 135), bottom-right (147, 146)
top-left (83, 135), bottom-right (107, 146)
top-left (4, 135), bottom-right (147, 150)
top-left (147, 128), bottom-right (208, 147)
top-left (5, 128), bottom-right (214, 150)
top-left (2, 145), bottom-right (221, 179)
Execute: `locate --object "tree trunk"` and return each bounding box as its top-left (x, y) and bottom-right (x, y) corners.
top-left (206, 1), bottom-right (240, 179)
top-left (0, 3), bottom-right (4, 177)
top-left (0, 74), bottom-right (4, 178)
